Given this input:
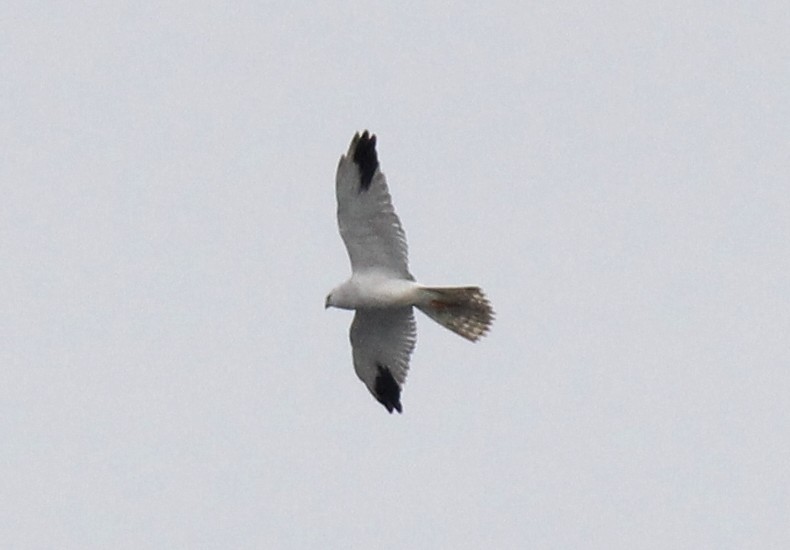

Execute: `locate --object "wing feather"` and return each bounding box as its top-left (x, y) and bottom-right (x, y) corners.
top-left (335, 131), bottom-right (412, 279)
top-left (350, 307), bottom-right (416, 413)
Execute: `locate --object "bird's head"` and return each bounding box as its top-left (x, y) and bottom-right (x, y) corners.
top-left (325, 283), bottom-right (353, 310)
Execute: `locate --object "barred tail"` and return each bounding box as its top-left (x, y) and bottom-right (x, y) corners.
top-left (416, 286), bottom-right (494, 342)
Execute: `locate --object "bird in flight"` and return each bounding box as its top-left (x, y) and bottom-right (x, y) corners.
top-left (325, 131), bottom-right (494, 413)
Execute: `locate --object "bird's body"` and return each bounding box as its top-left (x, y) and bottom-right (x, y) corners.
top-left (327, 273), bottom-right (421, 310)
top-left (326, 131), bottom-right (494, 413)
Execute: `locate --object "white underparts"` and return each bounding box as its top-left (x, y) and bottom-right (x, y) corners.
top-left (328, 273), bottom-right (422, 310)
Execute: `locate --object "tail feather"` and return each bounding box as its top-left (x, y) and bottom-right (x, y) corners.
top-left (416, 286), bottom-right (494, 342)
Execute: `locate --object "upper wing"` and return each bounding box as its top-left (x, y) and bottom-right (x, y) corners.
top-left (335, 131), bottom-right (412, 279)
top-left (350, 307), bottom-right (416, 413)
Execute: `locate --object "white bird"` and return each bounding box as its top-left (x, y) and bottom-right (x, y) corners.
top-left (326, 131), bottom-right (494, 413)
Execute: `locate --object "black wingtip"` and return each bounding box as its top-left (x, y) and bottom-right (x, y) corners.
top-left (352, 130), bottom-right (378, 192)
top-left (374, 363), bottom-right (402, 414)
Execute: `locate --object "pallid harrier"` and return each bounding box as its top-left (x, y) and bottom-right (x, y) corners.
top-left (325, 131), bottom-right (494, 413)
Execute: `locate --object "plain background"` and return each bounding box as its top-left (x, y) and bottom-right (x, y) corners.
top-left (2, 2), bottom-right (789, 548)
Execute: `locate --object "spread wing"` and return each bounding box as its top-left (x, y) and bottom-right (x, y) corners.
top-left (350, 307), bottom-right (416, 413)
top-left (335, 131), bottom-right (413, 279)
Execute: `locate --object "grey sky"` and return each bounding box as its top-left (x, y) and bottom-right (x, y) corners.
top-left (2, 2), bottom-right (789, 548)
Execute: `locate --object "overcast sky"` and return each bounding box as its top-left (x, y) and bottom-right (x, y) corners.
top-left (2, 2), bottom-right (789, 548)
